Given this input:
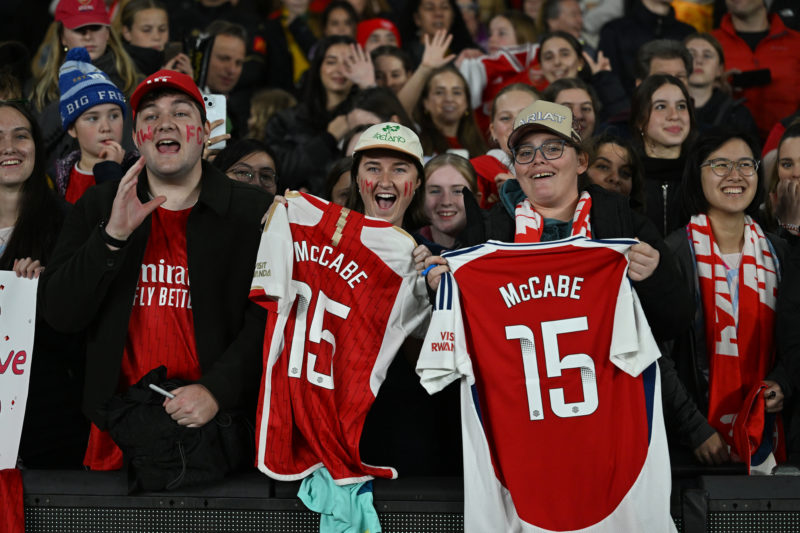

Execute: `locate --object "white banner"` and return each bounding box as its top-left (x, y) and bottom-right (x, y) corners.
top-left (0, 274), bottom-right (38, 469)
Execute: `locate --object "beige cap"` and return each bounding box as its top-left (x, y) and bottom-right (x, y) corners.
top-left (352, 122), bottom-right (424, 165)
top-left (507, 100), bottom-right (581, 151)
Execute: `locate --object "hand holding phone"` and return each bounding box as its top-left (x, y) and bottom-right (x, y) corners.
top-left (202, 94), bottom-right (227, 151)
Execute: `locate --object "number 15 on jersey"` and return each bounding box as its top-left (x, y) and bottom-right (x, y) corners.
top-left (506, 316), bottom-right (598, 421)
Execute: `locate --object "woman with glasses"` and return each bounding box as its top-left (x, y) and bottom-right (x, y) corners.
top-left (212, 139), bottom-right (279, 195)
top-left (423, 100), bottom-right (691, 345)
top-left (660, 128), bottom-right (794, 467)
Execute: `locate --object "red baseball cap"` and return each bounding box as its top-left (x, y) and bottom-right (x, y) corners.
top-left (55, 0), bottom-right (111, 29)
top-left (130, 70), bottom-right (206, 120)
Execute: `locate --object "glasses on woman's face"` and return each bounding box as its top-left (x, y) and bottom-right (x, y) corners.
top-left (229, 166), bottom-right (277, 188)
top-left (700, 157), bottom-right (759, 178)
top-left (513, 139), bottom-right (566, 164)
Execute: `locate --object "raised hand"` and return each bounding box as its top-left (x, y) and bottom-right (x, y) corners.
top-left (582, 50), bottom-right (611, 75)
top-left (422, 30), bottom-right (456, 69)
top-left (164, 52), bottom-right (194, 78)
top-left (775, 178), bottom-right (800, 229)
top-left (343, 43), bottom-right (376, 89)
top-left (202, 118), bottom-right (231, 161)
top-left (104, 156), bottom-right (166, 246)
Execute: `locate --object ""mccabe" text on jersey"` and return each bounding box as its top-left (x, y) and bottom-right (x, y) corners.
top-left (499, 275), bottom-right (583, 309)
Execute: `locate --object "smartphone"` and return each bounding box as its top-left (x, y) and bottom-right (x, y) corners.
top-left (164, 41), bottom-right (183, 63)
top-left (202, 93), bottom-right (227, 150)
top-left (730, 68), bottom-right (771, 89)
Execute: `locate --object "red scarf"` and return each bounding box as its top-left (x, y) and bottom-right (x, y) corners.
top-left (688, 214), bottom-right (781, 460)
top-left (514, 191), bottom-right (592, 242)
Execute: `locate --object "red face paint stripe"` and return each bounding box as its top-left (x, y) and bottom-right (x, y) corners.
top-left (135, 126), bottom-right (154, 145)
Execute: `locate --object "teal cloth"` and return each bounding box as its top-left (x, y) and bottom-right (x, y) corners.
top-left (298, 467), bottom-right (382, 533)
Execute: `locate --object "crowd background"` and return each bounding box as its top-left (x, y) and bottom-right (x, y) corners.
top-left (2, 0), bottom-right (800, 487)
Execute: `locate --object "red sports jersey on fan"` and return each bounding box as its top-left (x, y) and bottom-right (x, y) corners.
top-left (84, 206), bottom-right (201, 470)
top-left (250, 192), bottom-right (429, 484)
top-left (418, 237), bottom-right (674, 532)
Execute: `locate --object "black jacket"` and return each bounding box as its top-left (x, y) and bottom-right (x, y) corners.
top-left (694, 88), bottom-right (758, 135)
top-left (598, 1), bottom-right (696, 95)
top-left (660, 227), bottom-right (794, 450)
top-left (458, 181), bottom-right (693, 344)
top-left (640, 153), bottom-right (686, 238)
top-left (40, 162), bottom-right (272, 428)
top-left (265, 103), bottom-right (341, 194)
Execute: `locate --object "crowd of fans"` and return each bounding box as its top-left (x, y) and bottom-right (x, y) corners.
top-left (3, 0), bottom-right (800, 490)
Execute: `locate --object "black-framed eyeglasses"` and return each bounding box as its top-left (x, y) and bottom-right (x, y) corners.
top-left (700, 157), bottom-right (759, 178)
top-left (512, 140), bottom-right (566, 164)
top-left (229, 166), bottom-right (277, 187)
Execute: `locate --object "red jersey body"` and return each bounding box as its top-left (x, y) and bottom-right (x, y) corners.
top-left (84, 206), bottom-right (200, 470)
top-left (65, 164), bottom-right (95, 204)
top-left (250, 192), bottom-right (429, 484)
top-left (418, 237), bottom-right (674, 532)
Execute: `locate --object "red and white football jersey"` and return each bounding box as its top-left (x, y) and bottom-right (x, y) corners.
top-left (418, 236), bottom-right (675, 533)
top-left (250, 192), bottom-right (430, 485)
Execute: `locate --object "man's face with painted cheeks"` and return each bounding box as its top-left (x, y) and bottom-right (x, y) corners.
top-left (133, 93), bottom-right (209, 181)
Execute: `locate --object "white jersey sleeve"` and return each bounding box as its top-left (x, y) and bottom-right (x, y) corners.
top-left (417, 271), bottom-right (475, 394)
top-left (609, 276), bottom-right (662, 377)
top-left (251, 201), bottom-right (294, 310)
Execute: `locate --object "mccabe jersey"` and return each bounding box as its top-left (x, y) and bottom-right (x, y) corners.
top-left (250, 192), bottom-right (430, 485)
top-left (418, 237), bottom-right (675, 533)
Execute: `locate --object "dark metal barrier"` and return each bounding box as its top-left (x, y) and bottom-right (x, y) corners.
top-left (20, 469), bottom-right (800, 532)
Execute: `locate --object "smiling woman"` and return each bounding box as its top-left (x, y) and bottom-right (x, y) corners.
top-left (429, 100), bottom-right (691, 345)
top-left (418, 153), bottom-right (477, 249)
top-left (414, 65), bottom-right (487, 159)
top-left (0, 101), bottom-right (86, 469)
top-left (631, 74), bottom-right (696, 236)
top-left (348, 122), bottom-right (424, 229)
top-left (660, 128), bottom-right (793, 469)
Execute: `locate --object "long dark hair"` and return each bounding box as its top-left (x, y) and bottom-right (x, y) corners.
top-left (0, 102), bottom-right (65, 269)
top-left (630, 74), bottom-right (697, 156)
top-left (304, 36), bottom-right (359, 130)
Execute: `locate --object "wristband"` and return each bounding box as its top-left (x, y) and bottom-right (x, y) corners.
top-left (421, 264), bottom-right (435, 277)
top-left (99, 220), bottom-right (129, 248)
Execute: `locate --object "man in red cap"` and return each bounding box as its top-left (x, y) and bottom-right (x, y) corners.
top-left (40, 70), bottom-right (272, 471)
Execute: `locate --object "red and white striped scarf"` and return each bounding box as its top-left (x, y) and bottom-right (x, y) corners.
top-left (514, 191), bottom-right (592, 242)
top-left (688, 214), bottom-right (781, 459)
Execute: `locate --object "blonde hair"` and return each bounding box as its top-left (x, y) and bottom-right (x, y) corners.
top-left (30, 21), bottom-right (140, 111)
top-left (247, 88), bottom-right (298, 142)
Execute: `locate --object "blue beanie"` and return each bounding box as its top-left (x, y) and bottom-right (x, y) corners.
top-left (59, 47), bottom-right (126, 131)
